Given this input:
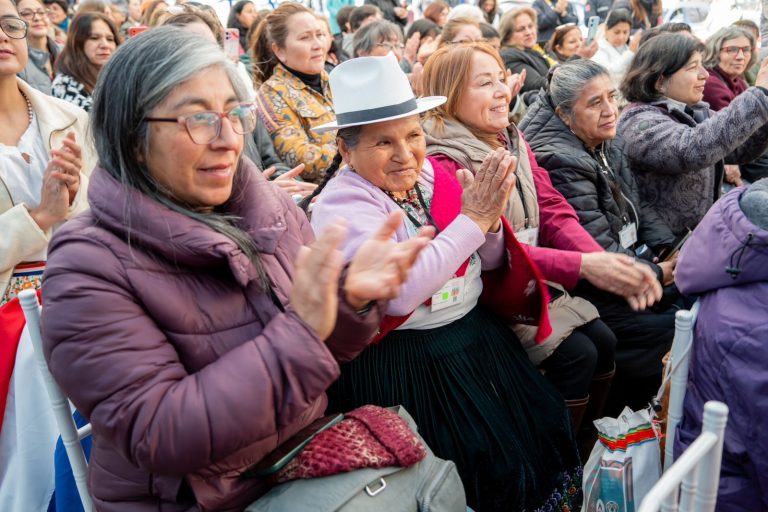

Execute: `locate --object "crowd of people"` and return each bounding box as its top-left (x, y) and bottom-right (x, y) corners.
top-left (1, 0), bottom-right (767, 510)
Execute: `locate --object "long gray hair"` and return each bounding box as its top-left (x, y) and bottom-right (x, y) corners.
top-left (90, 27), bottom-right (268, 285)
top-left (549, 59), bottom-right (611, 119)
top-left (703, 26), bottom-right (756, 70)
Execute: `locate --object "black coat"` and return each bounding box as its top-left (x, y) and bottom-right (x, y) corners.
top-left (532, 0), bottom-right (579, 43)
top-left (500, 46), bottom-right (551, 104)
top-left (364, 0), bottom-right (406, 26)
top-left (519, 94), bottom-right (676, 275)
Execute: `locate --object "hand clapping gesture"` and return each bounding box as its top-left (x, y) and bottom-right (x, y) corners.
top-left (458, 147), bottom-right (518, 234)
top-left (290, 211), bottom-right (433, 340)
top-left (30, 132), bottom-right (82, 231)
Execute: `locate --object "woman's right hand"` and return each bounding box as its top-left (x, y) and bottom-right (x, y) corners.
top-left (580, 252), bottom-right (662, 310)
top-left (291, 212), bottom-right (433, 341)
top-left (290, 221), bottom-right (348, 341)
top-left (29, 150), bottom-right (80, 231)
top-left (754, 57), bottom-right (768, 89)
top-left (458, 148), bottom-right (518, 234)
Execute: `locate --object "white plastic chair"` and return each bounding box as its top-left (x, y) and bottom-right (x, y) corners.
top-left (662, 300), bottom-right (700, 470)
top-left (638, 400), bottom-right (729, 512)
top-left (18, 289), bottom-right (93, 512)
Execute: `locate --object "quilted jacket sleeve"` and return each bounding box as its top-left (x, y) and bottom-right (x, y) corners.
top-left (619, 89), bottom-right (768, 174)
top-left (41, 234), bottom-right (345, 476)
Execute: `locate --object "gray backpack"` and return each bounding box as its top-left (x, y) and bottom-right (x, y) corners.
top-left (245, 406), bottom-right (467, 512)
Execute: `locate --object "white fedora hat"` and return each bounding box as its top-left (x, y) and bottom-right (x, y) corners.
top-left (314, 53), bottom-right (446, 133)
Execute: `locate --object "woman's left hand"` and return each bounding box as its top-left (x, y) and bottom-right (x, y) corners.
top-left (404, 32), bottom-right (420, 65)
top-left (51, 132), bottom-right (83, 205)
top-left (263, 164), bottom-right (318, 199)
top-left (724, 164), bottom-right (743, 187)
top-left (577, 38), bottom-right (599, 59)
top-left (506, 68), bottom-right (526, 98)
top-left (345, 210), bottom-right (434, 309)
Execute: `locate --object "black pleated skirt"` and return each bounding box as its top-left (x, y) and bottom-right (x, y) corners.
top-left (326, 306), bottom-right (583, 512)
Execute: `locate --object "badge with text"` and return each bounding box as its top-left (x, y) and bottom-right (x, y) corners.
top-left (431, 276), bottom-right (466, 312)
top-left (619, 222), bottom-right (638, 249)
top-left (515, 227), bottom-right (539, 247)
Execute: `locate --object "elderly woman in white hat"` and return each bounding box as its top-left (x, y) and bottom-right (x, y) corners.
top-left (306, 54), bottom-right (583, 512)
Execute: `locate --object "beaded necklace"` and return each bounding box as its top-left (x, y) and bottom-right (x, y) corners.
top-left (17, 90), bottom-right (34, 163)
top-left (19, 90), bottom-right (33, 123)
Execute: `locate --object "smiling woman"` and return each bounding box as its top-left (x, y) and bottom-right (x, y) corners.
top-left (39, 27), bottom-right (430, 511)
top-left (51, 11), bottom-right (120, 111)
top-left (619, 33), bottom-right (768, 237)
top-left (15, 0), bottom-right (61, 93)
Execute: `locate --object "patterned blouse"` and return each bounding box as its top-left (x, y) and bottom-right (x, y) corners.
top-left (51, 73), bottom-right (92, 112)
top-left (255, 64), bottom-right (336, 184)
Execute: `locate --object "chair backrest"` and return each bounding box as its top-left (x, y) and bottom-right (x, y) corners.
top-left (663, 300), bottom-right (700, 470)
top-left (638, 400), bottom-right (729, 512)
top-left (18, 290), bottom-right (94, 512)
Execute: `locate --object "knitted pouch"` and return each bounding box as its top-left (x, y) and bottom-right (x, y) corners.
top-left (273, 405), bottom-right (426, 483)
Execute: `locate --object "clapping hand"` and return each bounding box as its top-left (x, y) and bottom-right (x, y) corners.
top-left (506, 68), bottom-right (527, 98)
top-left (290, 212), bottom-right (433, 341)
top-left (458, 148), bottom-right (518, 234)
top-left (30, 132), bottom-right (82, 231)
top-left (345, 210), bottom-right (434, 308)
top-left (263, 164), bottom-right (318, 199)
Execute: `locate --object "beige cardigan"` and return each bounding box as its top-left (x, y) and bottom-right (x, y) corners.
top-left (0, 79), bottom-right (96, 299)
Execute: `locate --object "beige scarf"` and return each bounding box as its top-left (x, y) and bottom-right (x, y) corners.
top-left (422, 116), bottom-right (540, 234)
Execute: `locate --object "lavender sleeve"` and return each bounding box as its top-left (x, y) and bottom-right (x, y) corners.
top-left (311, 173), bottom-right (494, 316)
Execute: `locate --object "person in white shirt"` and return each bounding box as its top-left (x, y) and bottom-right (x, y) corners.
top-left (591, 8), bottom-right (643, 89)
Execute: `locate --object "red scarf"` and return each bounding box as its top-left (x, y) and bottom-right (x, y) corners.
top-left (375, 165), bottom-right (552, 342)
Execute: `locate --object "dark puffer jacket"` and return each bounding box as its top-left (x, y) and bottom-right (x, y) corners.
top-left (520, 94), bottom-right (676, 274)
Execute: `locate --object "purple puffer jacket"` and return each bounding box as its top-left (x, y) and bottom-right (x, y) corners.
top-left (41, 159), bottom-right (382, 511)
top-left (673, 188), bottom-right (768, 511)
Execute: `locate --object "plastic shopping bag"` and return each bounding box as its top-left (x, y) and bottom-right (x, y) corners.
top-left (582, 407), bottom-right (662, 512)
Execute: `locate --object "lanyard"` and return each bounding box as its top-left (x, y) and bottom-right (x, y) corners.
top-left (387, 184), bottom-right (442, 235)
top-left (504, 134), bottom-right (530, 229)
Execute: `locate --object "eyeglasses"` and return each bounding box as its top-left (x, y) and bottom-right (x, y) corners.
top-left (0, 17), bottom-right (28, 39)
top-left (18, 9), bottom-right (47, 20)
top-left (376, 41), bottom-right (404, 51)
top-left (721, 45), bottom-right (751, 56)
top-left (144, 103), bottom-right (258, 145)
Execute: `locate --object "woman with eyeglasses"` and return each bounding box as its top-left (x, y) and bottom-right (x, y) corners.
top-left (618, 33), bottom-right (768, 240)
top-left (351, 19), bottom-right (403, 58)
top-left (253, 3), bottom-right (336, 184)
top-left (39, 27), bottom-right (429, 510)
top-left (51, 12), bottom-right (120, 112)
top-left (0, 0), bottom-right (95, 506)
top-left (702, 26), bottom-right (764, 186)
top-left (15, 0), bottom-right (60, 94)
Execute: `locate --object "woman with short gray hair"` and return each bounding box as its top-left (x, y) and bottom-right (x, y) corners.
top-left (702, 26), bottom-right (763, 184)
top-left (40, 27), bottom-right (429, 510)
top-left (352, 19), bottom-right (402, 58)
top-left (521, 58), bottom-right (684, 416)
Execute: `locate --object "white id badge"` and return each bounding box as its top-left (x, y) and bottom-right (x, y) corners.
top-left (431, 276), bottom-right (466, 312)
top-left (516, 227), bottom-right (539, 247)
top-left (619, 222), bottom-right (638, 249)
